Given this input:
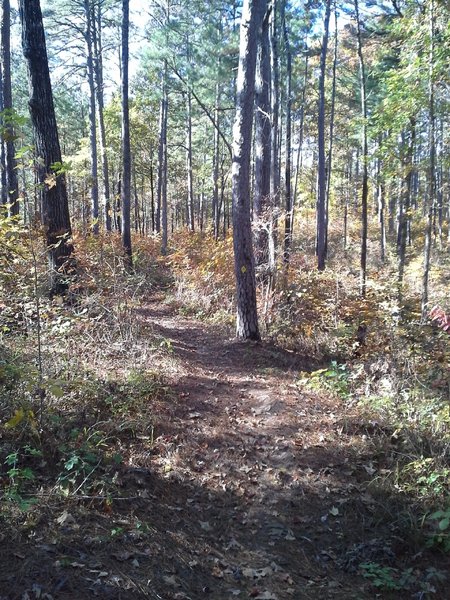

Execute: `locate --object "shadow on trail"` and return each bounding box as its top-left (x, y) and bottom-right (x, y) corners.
top-left (1, 418), bottom-right (444, 600)
top-left (1, 304), bottom-right (446, 600)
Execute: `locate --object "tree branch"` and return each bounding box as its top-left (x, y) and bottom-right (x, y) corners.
top-left (170, 63), bottom-right (232, 159)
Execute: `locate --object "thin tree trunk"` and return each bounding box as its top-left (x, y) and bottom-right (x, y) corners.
top-left (397, 119), bottom-right (415, 297)
top-left (92, 1), bottom-right (112, 231)
top-left (155, 81), bottom-right (165, 234)
top-left (149, 146), bottom-right (155, 232)
top-left (254, 7), bottom-right (271, 269)
top-left (293, 51), bottom-right (308, 209)
top-left (121, 0), bottom-right (132, 265)
top-left (316, 0), bottom-right (331, 271)
top-left (2, 0), bottom-right (19, 216)
top-left (268, 0), bottom-right (279, 282)
top-left (161, 74), bottom-right (168, 254)
top-left (324, 2), bottom-right (338, 258)
top-left (282, 0), bottom-right (292, 264)
top-left (186, 88), bottom-right (195, 232)
top-left (377, 157), bottom-right (386, 262)
top-left (83, 0), bottom-right (99, 234)
top-left (354, 0), bottom-right (368, 297)
top-left (421, 0), bottom-right (435, 321)
top-left (212, 80), bottom-right (220, 239)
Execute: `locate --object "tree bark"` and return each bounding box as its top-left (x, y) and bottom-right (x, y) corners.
top-left (397, 119), bottom-right (415, 297)
top-left (19, 0), bottom-right (74, 293)
top-left (186, 88), bottom-right (194, 232)
top-left (232, 0), bottom-right (267, 341)
top-left (421, 0), bottom-right (435, 321)
top-left (83, 0), bottom-right (99, 234)
top-left (269, 0), bottom-right (279, 275)
top-left (121, 0), bottom-right (132, 265)
top-left (1, 0), bottom-right (19, 216)
top-left (92, 1), bottom-right (112, 232)
top-left (254, 6), bottom-right (271, 269)
top-left (324, 2), bottom-right (338, 258)
top-left (316, 0), bottom-right (331, 271)
top-left (282, 0), bottom-right (292, 264)
top-left (354, 0), bottom-right (368, 297)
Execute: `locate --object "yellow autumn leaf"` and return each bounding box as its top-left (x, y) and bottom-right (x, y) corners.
top-left (5, 408), bottom-right (25, 428)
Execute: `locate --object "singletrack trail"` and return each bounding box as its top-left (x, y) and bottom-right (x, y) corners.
top-left (1, 297), bottom-right (425, 599)
top-left (122, 299), bottom-right (396, 599)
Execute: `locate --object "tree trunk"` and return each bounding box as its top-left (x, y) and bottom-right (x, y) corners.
top-left (186, 87), bottom-right (194, 232)
top-left (282, 0), bottom-right (292, 264)
top-left (324, 2), bottom-right (338, 258)
top-left (83, 0), bottom-right (99, 234)
top-left (293, 51), bottom-right (308, 209)
top-left (269, 0), bottom-right (279, 278)
top-left (232, 0), bottom-right (267, 341)
top-left (1, 0), bottom-right (19, 216)
top-left (121, 0), bottom-right (132, 265)
top-left (19, 0), bottom-right (74, 294)
top-left (316, 0), bottom-right (331, 271)
top-left (155, 80), bottom-right (164, 234)
top-left (397, 119), bottom-right (415, 298)
top-left (354, 0), bottom-right (368, 297)
top-left (212, 80), bottom-right (220, 239)
top-left (254, 7), bottom-right (271, 270)
top-left (161, 75), bottom-right (168, 254)
top-left (92, 1), bottom-right (112, 232)
top-left (421, 0), bottom-right (435, 322)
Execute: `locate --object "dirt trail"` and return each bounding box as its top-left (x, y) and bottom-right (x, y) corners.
top-left (1, 299), bottom-right (425, 599)
top-left (127, 301), bottom-right (392, 599)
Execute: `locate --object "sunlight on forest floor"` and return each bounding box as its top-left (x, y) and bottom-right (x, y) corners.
top-left (0, 229), bottom-right (449, 599)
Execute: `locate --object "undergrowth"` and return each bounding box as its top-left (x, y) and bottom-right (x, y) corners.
top-left (1, 217), bottom-right (449, 597)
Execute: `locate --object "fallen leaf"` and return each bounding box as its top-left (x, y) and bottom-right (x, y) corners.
top-left (56, 511), bottom-right (75, 526)
top-left (163, 575), bottom-right (178, 587)
top-left (242, 566), bottom-right (272, 579)
top-left (363, 462), bottom-right (377, 475)
top-left (112, 551), bottom-right (132, 562)
top-left (212, 565), bottom-right (224, 578)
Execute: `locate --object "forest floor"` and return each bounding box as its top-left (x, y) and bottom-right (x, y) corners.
top-left (0, 288), bottom-right (448, 600)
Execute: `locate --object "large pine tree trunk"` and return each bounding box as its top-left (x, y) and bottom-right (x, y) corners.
top-left (232, 0), bottom-right (267, 341)
top-left (19, 0), bottom-right (73, 293)
top-left (1, 0), bottom-right (19, 216)
top-left (121, 0), bottom-right (132, 265)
